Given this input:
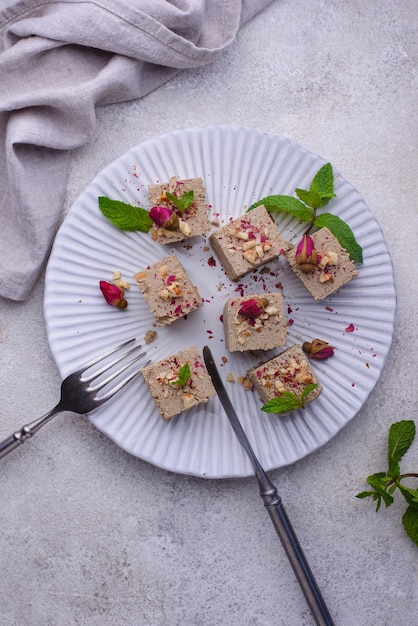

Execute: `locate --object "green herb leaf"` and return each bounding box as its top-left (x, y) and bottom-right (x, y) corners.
top-left (261, 383), bottom-right (318, 414)
top-left (248, 195), bottom-right (314, 222)
top-left (98, 197), bottom-right (153, 232)
top-left (295, 187), bottom-right (323, 209)
top-left (398, 485), bottom-right (418, 508)
top-left (357, 420), bottom-right (418, 546)
top-left (166, 190), bottom-right (194, 214)
top-left (310, 162), bottom-right (336, 206)
top-left (171, 362), bottom-right (191, 388)
top-left (300, 383), bottom-right (318, 403)
top-left (402, 506), bottom-right (418, 547)
top-left (313, 212), bottom-right (363, 263)
top-left (366, 472), bottom-right (394, 510)
top-left (388, 420), bottom-right (416, 476)
top-left (261, 392), bottom-right (303, 414)
top-left (356, 491), bottom-right (376, 499)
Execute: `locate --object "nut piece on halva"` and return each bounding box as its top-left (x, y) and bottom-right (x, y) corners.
top-left (223, 292), bottom-right (287, 352)
top-left (285, 227), bottom-right (358, 301)
top-left (209, 205), bottom-right (291, 281)
top-left (148, 176), bottom-right (211, 243)
top-left (140, 346), bottom-right (216, 420)
top-left (135, 253), bottom-right (202, 326)
top-left (247, 344), bottom-right (322, 410)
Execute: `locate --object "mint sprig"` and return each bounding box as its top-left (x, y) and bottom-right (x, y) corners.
top-left (166, 189), bottom-right (194, 214)
top-left (248, 162), bottom-right (363, 263)
top-left (171, 363), bottom-right (191, 388)
top-left (261, 383), bottom-right (318, 414)
top-left (356, 420), bottom-right (418, 547)
top-left (314, 213), bottom-right (363, 264)
top-left (98, 197), bottom-right (153, 232)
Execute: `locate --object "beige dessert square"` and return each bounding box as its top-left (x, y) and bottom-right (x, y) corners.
top-left (223, 292), bottom-right (287, 352)
top-left (135, 253), bottom-right (202, 326)
top-left (285, 227), bottom-right (359, 301)
top-left (248, 344), bottom-right (322, 409)
top-left (148, 176), bottom-right (211, 243)
top-left (209, 205), bottom-right (290, 281)
top-left (140, 346), bottom-right (216, 420)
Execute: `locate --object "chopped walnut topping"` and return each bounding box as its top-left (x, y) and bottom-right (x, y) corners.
top-left (242, 239), bottom-right (258, 251)
top-left (243, 249), bottom-right (258, 263)
top-left (238, 375), bottom-right (253, 390)
top-left (319, 273), bottom-right (334, 283)
top-left (296, 372), bottom-right (313, 384)
top-left (144, 330), bottom-right (157, 344)
top-left (179, 219), bottom-right (191, 237)
top-left (167, 283), bottom-right (183, 297)
top-left (157, 264), bottom-right (168, 278)
top-left (159, 288), bottom-right (170, 300)
top-left (264, 305), bottom-right (278, 316)
top-left (234, 230), bottom-right (249, 241)
top-left (182, 393), bottom-right (196, 410)
top-left (318, 250), bottom-right (339, 269)
top-left (275, 379), bottom-right (286, 394)
top-left (112, 270), bottom-right (130, 290)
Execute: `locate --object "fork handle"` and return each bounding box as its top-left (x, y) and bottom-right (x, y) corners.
top-left (0, 407), bottom-right (60, 459)
top-left (259, 479), bottom-right (335, 626)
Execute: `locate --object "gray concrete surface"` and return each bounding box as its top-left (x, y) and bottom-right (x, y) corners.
top-left (1, 1), bottom-right (417, 625)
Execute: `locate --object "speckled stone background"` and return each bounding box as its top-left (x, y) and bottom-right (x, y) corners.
top-left (1, 1), bottom-right (417, 625)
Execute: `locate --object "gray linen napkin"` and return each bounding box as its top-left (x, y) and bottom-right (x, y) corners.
top-left (0, 0), bottom-right (273, 301)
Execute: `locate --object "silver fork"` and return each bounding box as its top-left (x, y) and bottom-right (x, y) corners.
top-left (0, 338), bottom-right (147, 459)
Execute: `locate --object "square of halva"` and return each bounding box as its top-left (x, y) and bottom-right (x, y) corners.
top-left (148, 176), bottom-right (211, 243)
top-left (135, 253), bottom-right (202, 326)
top-left (209, 205), bottom-right (290, 281)
top-left (223, 292), bottom-right (287, 352)
top-left (285, 227), bottom-right (358, 301)
top-left (248, 344), bottom-right (322, 409)
top-left (140, 346), bottom-right (216, 420)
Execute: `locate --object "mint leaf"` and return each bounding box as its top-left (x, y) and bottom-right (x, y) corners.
top-left (399, 485), bottom-right (418, 508)
top-left (356, 491), bottom-right (375, 499)
top-left (171, 362), bottom-right (191, 388)
top-left (366, 472), bottom-right (394, 510)
top-left (295, 187), bottom-right (323, 209)
top-left (357, 420), bottom-right (418, 546)
top-left (166, 190), bottom-right (194, 214)
top-left (314, 212), bottom-right (363, 263)
top-left (98, 197), bottom-right (153, 232)
top-left (295, 164), bottom-right (336, 209)
top-left (261, 392), bottom-right (302, 414)
top-left (248, 195), bottom-right (314, 222)
top-left (300, 383), bottom-right (318, 403)
top-left (261, 383), bottom-right (317, 414)
top-left (402, 506), bottom-right (418, 547)
top-left (388, 420), bottom-right (416, 476)
top-left (310, 162), bottom-right (335, 206)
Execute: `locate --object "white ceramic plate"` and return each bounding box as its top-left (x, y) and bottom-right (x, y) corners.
top-left (44, 126), bottom-right (396, 478)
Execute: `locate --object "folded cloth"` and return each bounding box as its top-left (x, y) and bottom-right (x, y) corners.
top-left (0, 0), bottom-right (273, 301)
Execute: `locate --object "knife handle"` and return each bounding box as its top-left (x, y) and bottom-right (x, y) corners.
top-left (260, 482), bottom-right (335, 626)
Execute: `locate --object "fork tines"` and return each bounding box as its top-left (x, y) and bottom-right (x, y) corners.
top-left (81, 338), bottom-right (149, 402)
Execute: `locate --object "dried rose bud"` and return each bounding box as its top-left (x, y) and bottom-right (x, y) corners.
top-left (238, 298), bottom-right (268, 319)
top-left (303, 339), bottom-right (334, 360)
top-left (295, 234), bottom-right (317, 274)
top-left (149, 206), bottom-right (178, 229)
top-left (99, 281), bottom-right (127, 310)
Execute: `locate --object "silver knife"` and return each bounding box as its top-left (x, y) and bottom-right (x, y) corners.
top-left (203, 346), bottom-right (334, 626)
